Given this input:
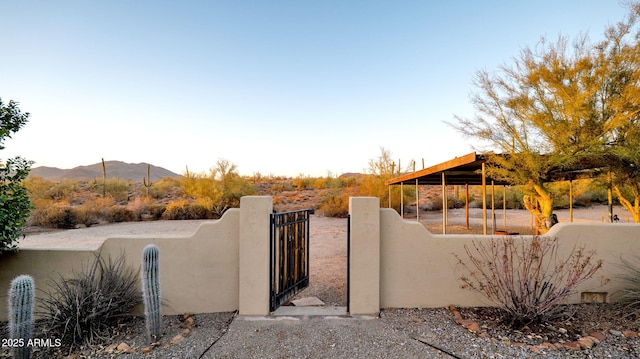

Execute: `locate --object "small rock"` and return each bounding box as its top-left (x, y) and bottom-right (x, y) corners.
top-left (64, 354), bottom-right (80, 359)
top-left (589, 331), bottom-right (606, 341)
top-left (529, 345), bottom-right (539, 353)
top-left (512, 342), bottom-right (525, 347)
top-left (623, 330), bottom-right (638, 337)
top-left (117, 342), bottom-right (134, 353)
top-left (170, 334), bottom-right (183, 345)
top-left (456, 319), bottom-right (481, 332)
top-left (577, 337), bottom-right (595, 349)
top-left (185, 316), bottom-right (195, 329)
top-left (478, 332), bottom-right (491, 338)
top-left (563, 341), bottom-right (581, 351)
top-left (609, 329), bottom-right (623, 337)
top-left (558, 327), bottom-right (568, 334)
top-left (542, 342), bottom-right (557, 350)
top-left (142, 347), bottom-right (152, 354)
top-left (586, 335), bottom-right (601, 345)
top-left (182, 328), bottom-right (191, 336)
top-left (105, 344), bottom-right (118, 353)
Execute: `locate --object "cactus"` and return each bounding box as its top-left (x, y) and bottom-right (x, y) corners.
top-left (143, 163), bottom-right (152, 197)
top-left (101, 158), bottom-right (106, 198)
top-left (142, 244), bottom-right (161, 341)
top-left (8, 275), bottom-right (35, 359)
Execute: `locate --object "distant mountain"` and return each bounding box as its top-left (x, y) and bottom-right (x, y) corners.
top-left (29, 161), bottom-right (181, 182)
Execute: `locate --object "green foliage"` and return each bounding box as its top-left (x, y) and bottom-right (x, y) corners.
top-left (0, 157), bottom-right (33, 253)
top-left (162, 200), bottom-right (211, 220)
top-left (456, 236), bottom-right (602, 328)
top-left (141, 244), bottom-right (162, 342)
top-left (318, 188), bottom-right (353, 217)
top-left (37, 253), bottom-right (141, 350)
top-left (450, 5), bottom-right (640, 232)
top-left (0, 98), bottom-right (32, 254)
top-left (181, 159), bottom-right (255, 217)
top-left (359, 147), bottom-right (414, 212)
top-left (616, 255), bottom-right (640, 317)
top-left (8, 275), bottom-right (35, 359)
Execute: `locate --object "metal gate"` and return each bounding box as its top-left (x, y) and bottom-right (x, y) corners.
top-left (270, 209), bottom-right (311, 311)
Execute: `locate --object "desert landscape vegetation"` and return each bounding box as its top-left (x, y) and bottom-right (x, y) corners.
top-left (21, 154), bottom-right (626, 235)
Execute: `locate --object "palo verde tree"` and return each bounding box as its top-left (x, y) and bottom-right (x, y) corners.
top-left (451, 5), bottom-right (639, 233)
top-left (606, 3), bottom-right (640, 222)
top-left (0, 98), bottom-right (33, 254)
top-left (181, 159), bottom-right (255, 217)
top-left (359, 147), bottom-right (414, 212)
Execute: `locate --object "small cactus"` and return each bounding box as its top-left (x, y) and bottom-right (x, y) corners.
top-left (142, 244), bottom-right (161, 341)
top-left (8, 275), bottom-right (35, 359)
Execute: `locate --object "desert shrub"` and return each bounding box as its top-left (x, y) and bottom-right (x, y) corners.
top-left (429, 195), bottom-right (465, 211)
top-left (615, 255), bottom-right (640, 317)
top-left (455, 236), bottom-right (602, 328)
top-left (293, 174), bottom-right (312, 190)
top-left (105, 206), bottom-right (137, 223)
top-left (104, 178), bottom-right (131, 203)
top-left (37, 253), bottom-right (141, 350)
top-left (318, 189), bottom-right (351, 217)
top-left (162, 200), bottom-right (210, 220)
top-left (147, 204), bottom-right (167, 220)
top-left (31, 204), bottom-right (81, 229)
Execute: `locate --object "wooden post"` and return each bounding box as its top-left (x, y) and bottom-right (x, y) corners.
top-left (569, 179), bottom-right (574, 223)
top-left (491, 180), bottom-right (495, 234)
top-left (482, 163), bottom-right (487, 235)
top-left (465, 183), bottom-right (469, 230)
top-left (400, 182), bottom-right (404, 217)
top-left (442, 172), bottom-right (447, 235)
top-left (416, 179), bottom-right (419, 222)
top-left (503, 185), bottom-right (507, 226)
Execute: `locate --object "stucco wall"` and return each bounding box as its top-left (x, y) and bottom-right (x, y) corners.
top-left (0, 208), bottom-right (241, 321)
top-left (379, 207), bottom-right (640, 309)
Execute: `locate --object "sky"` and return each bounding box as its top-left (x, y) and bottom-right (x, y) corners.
top-left (0, 1), bottom-right (632, 177)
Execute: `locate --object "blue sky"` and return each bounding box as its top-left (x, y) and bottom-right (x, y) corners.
top-left (0, 1), bottom-right (631, 177)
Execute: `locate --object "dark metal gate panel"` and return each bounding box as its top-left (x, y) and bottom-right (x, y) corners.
top-left (270, 209), bottom-right (311, 311)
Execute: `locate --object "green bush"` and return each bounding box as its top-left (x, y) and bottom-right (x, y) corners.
top-left (0, 157), bottom-right (33, 253)
top-left (37, 253), bottom-right (141, 350)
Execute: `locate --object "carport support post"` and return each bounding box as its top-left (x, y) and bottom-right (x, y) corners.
top-left (239, 196), bottom-right (273, 316)
top-left (569, 179), bottom-right (574, 222)
top-left (482, 163), bottom-right (487, 235)
top-left (348, 197), bottom-right (380, 315)
top-left (442, 172), bottom-right (447, 235)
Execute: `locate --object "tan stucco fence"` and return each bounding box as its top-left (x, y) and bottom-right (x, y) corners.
top-left (2, 196), bottom-right (640, 321)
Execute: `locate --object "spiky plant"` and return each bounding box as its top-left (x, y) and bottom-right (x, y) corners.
top-left (8, 275), bottom-right (35, 359)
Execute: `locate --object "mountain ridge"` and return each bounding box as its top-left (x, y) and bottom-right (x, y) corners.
top-left (29, 161), bottom-right (181, 182)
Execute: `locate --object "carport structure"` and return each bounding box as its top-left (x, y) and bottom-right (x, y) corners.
top-left (385, 152), bottom-right (606, 234)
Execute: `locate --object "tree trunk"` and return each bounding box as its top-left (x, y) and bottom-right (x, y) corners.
top-left (613, 185), bottom-right (640, 223)
top-left (523, 183), bottom-right (554, 234)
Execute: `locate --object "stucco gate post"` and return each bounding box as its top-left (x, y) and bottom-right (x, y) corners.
top-left (348, 197), bottom-right (381, 315)
top-left (238, 196), bottom-right (273, 315)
